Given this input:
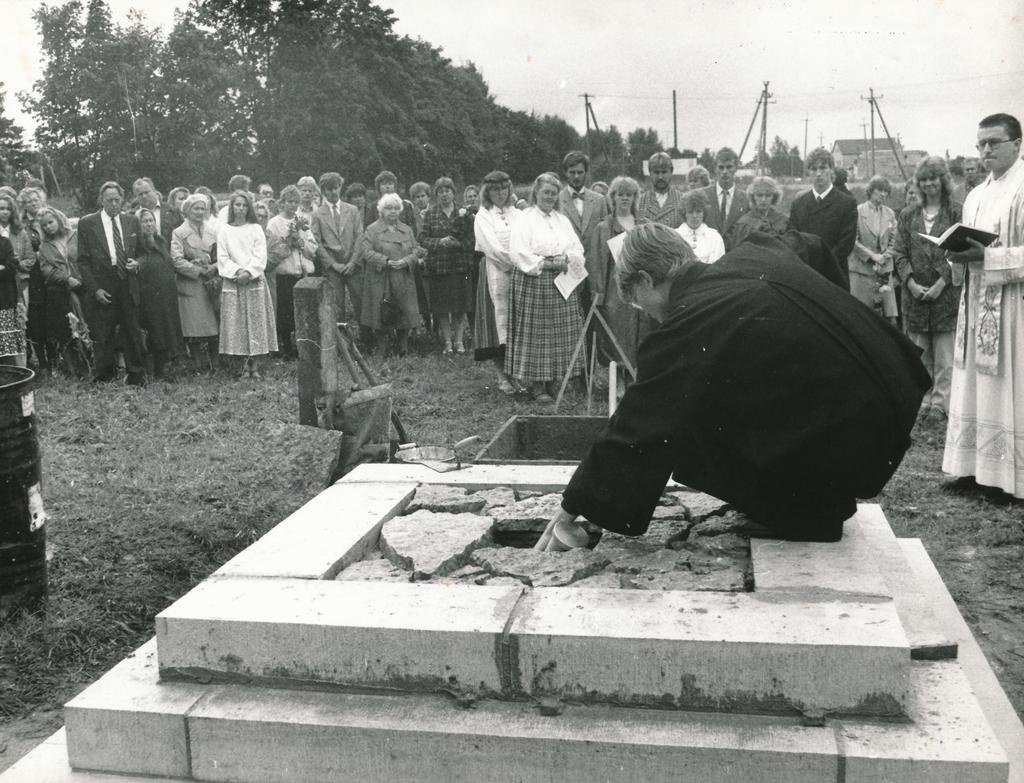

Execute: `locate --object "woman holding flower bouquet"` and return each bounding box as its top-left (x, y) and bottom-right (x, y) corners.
top-left (216, 191), bottom-right (277, 379)
top-left (266, 185), bottom-right (316, 356)
top-left (849, 176), bottom-right (898, 325)
top-left (893, 157), bottom-right (962, 419)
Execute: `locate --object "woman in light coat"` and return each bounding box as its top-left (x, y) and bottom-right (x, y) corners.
top-left (170, 194), bottom-right (221, 372)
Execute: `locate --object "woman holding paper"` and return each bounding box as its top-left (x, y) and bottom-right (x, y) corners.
top-left (590, 176), bottom-right (648, 368)
top-left (506, 172), bottom-right (586, 403)
top-left (893, 156), bottom-right (962, 419)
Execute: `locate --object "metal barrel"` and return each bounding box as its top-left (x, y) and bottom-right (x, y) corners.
top-left (0, 365), bottom-right (47, 620)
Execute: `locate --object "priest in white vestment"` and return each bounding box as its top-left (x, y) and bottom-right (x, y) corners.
top-left (943, 113), bottom-right (1024, 499)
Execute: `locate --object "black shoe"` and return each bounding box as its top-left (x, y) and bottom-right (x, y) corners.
top-left (941, 476), bottom-right (983, 496)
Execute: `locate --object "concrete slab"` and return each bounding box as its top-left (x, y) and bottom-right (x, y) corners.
top-left (213, 482), bottom-right (415, 579)
top-left (750, 510), bottom-right (892, 600)
top-left (0, 730), bottom-right (181, 783)
top-left (899, 538), bottom-right (1024, 783)
top-left (855, 506), bottom-right (957, 659)
top-left (63, 639), bottom-right (205, 778)
top-left (156, 578), bottom-right (523, 694)
top-left (187, 686), bottom-right (839, 783)
top-left (339, 463), bottom-right (578, 491)
top-left (841, 661), bottom-right (1008, 782)
top-left (508, 587), bottom-right (910, 717)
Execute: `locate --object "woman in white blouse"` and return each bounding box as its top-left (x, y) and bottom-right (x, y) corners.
top-left (216, 190), bottom-right (278, 379)
top-left (506, 172), bottom-right (586, 403)
top-left (265, 184), bottom-right (317, 356)
top-left (675, 192), bottom-right (725, 264)
top-left (473, 170), bottom-right (521, 395)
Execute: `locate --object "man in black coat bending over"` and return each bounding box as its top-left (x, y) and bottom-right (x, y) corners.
top-left (536, 224), bottom-right (930, 551)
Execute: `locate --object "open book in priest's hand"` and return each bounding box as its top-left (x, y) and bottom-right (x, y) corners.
top-left (917, 222), bottom-right (998, 253)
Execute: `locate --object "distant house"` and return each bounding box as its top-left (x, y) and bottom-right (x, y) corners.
top-left (831, 139), bottom-right (917, 181)
top-left (641, 156), bottom-right (697, 178)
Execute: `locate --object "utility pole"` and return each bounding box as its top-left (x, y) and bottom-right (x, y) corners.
top-left (861, 88), bottom-right (880, 177)
top-left (803, 115), bottom-right (810, 161)
top-left (672, 89), bottom-right (678, 151)
top-left (738, 92), bottom-right (764, 163)
top-left (581, 93), bottom-right (592, 159)
top-left (819, 132), bottom-right (824, 148)
top-left (871, 93), bottom-right (908, 181)
top-left (757, 81), bottom-right (774, 176)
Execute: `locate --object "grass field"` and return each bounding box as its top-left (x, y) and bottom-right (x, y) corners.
top-left (0, 350), bottom-right (1021, 769)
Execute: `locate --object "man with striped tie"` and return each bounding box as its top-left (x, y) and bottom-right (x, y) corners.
top-left (77, 181), bottom-right (147, 386)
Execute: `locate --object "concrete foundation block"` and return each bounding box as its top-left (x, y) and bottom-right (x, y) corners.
top-left (0, 729), bottom-right (182, 783)
top-left (63, 639), bottom-right (205, 778)
top-left (157, 578), bottom-right (523, 694)
top-left (898, 538), bottom-right (1024, 782)
top-left (841, 661), bottom-right (1008, 782)
top-left (339, 463), bottom-right (578, 491)
top-left (508, 587), bottom-right (910, 716)
top-left (750, 511), bottom-right (892, 600)
top-left (855, 505), bottom-right (957, 659)
top-left (213, 482), bottom-right (416, 579)
top-left (187, 686), bottom-right (839, 783)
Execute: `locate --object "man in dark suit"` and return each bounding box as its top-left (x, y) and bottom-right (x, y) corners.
top-left (699, 147), bottom-right (749, 249)
top-left (637, 151), bottom-right (686, 228)
top-left (313, 171), bottom-right (364, 322)
top-left (132, 177), bottom-right (178, 241)
top-left (557, 150), bottom-right (608, 308)
top-left (786, 148), bottom-right (857, 291)
top-left (77, 181), bottom-right (147, 385)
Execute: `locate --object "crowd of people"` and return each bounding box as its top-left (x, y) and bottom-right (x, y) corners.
top-left (0, 112), bottom-right (1020, 503)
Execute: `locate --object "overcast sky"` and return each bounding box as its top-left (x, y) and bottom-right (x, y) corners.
top-left (3, 0), bottom-right (1023, 161)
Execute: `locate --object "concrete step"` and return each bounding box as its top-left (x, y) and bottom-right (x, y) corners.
top-left (56, 641), bottom-right (1005, 783)
top-left (212, 482), bottom-right (416, 580)
top-left (752, 504), bottom-right (957, 660)
top-left (156, 573), bottom-right (910, 717)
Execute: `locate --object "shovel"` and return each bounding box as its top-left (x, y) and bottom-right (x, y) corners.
top-left (393, 436), bottom-right (482, 473)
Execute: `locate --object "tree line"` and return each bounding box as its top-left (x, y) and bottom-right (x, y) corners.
top-left (3, 0), bottom-right (695, 208)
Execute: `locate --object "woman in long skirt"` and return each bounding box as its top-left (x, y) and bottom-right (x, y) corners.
top-left (473, 170), bottom-right (520, 394)
top-left (505, 172), bottom-right (586, 403)
top-left (216, 191), bottom-right (277, 379)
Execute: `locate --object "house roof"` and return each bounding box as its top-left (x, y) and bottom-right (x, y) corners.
top-left (832, 138), bottom-right (905, 155)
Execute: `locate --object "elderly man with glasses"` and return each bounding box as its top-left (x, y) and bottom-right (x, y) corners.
top-left (943, 112), bottom-right (1024, 502)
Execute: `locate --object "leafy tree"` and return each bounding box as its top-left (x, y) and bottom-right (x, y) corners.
top-left (768, 136), bottom-right (802, 177)
top-left (0, 83), bottom-right (28, 185)
top-left (22, 0), bottom-right (602, 202)
top-left (588, 124), bottom-right (626, 183)
top-left (625, 127), bottom-right (662, 177)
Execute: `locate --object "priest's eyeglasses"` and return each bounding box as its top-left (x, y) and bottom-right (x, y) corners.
top-left (976, 138), bottom-right (1020, 151)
